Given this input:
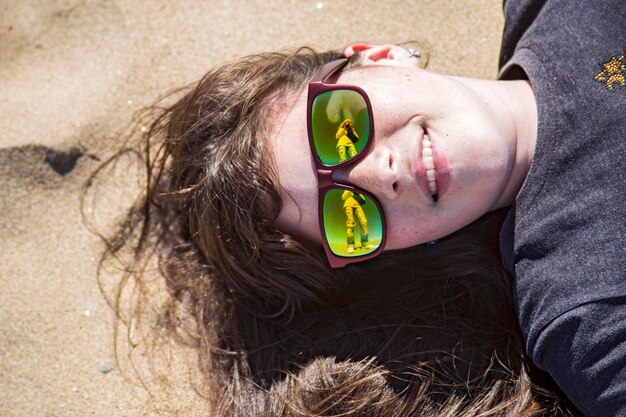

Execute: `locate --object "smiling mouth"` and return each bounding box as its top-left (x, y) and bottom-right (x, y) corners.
top-left (422, 134), bottom-right (438, 201)
top-left (411, 127), bottom-right (448, 203)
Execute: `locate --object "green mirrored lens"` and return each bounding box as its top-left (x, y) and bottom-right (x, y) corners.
top-left (322, 189), bottom-right (382, 257)
top-left (311, 90), bottom-right (370, 165)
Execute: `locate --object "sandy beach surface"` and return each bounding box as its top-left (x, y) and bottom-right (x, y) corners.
top-left (0, 1), bottom-right (503, 415)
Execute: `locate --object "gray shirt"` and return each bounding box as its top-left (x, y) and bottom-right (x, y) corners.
top-left (498, 0), bottom-right (626, 415)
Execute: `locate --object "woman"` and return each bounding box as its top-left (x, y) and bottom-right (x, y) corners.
top-left (95, 0), bottom-right (624, 415)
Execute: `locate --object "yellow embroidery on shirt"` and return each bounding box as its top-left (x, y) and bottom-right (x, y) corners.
top-left (595, 53), bottom-right (626, 91)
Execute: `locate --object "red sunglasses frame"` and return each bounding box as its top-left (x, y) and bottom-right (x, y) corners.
top-left (306, 58), bottom-right (387, 268)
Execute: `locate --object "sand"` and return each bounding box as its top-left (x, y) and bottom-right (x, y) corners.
top-left (0, 1), bottom-right (504, 415)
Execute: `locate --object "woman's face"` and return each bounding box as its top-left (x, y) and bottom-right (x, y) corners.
top-left (268, 47), bottom-right (517, 250)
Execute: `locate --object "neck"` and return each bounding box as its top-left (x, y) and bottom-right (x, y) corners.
top-left (493, 79), bottom-right (538, 208)
top-left (456, 76), bottom-right (538, 208)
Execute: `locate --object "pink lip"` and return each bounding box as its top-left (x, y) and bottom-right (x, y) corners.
top-left (411, 128), bottom-right (450, 202)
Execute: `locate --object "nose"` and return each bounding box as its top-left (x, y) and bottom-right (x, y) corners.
top-left (332, 146), bottom-right (400, 201)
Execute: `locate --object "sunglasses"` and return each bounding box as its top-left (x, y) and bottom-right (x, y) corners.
top-left (307, 58), bottom-right (387, 268)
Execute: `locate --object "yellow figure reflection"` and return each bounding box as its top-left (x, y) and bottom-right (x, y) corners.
top-left (342, 190), bottom-right (369, 254)
top-left (336, 119), bottom-right (359, 162)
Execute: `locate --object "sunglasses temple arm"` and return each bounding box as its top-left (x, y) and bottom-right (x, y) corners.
top-left (311, 58), bottom-right (349, 83)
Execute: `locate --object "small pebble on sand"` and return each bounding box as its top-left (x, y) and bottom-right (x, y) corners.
top-left (100, 360), bottom-right (114, 374)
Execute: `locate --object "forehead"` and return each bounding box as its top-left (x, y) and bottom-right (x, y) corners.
top-left (266, 84), bottom-right (322, 241)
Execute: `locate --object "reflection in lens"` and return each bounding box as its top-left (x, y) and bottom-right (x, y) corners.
top-left (323, 189), bottom-right (382, 257)
top-left (336, 118), bottom-right (361, 162)
top-left (312, 90), bottom-right (370, 165)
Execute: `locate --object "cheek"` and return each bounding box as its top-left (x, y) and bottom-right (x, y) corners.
top-left (383, 202), bottom-right (482, 250)
top-left (382, 207), bottom-right (438, 249)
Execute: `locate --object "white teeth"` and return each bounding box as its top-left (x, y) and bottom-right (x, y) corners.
top-left (429, 180), bottom-right (437, 194)
top-left (422, 134), bottom-right (438, 197)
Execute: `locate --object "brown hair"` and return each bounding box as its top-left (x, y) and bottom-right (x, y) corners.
top-left (158, 49), bottom-right (346, 316)
top-left (86, 47), bottom-right (579, 416)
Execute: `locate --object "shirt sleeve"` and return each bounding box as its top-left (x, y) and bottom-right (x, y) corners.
top-left (531, 297), bottom-right (626, 417)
